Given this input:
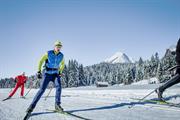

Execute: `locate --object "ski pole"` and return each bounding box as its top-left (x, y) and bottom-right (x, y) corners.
top-left (25, 74), bottom-right (42, 97)
top-left (138, 89), bottom-right (156, 101)
top-left (132, 65), bottom-right (180, 102)
top-left (128, 89), bottom-right (156, 108)
top-left (9, 85), bottom-right (13, 94)
top-left (44, 75), bottom-right (61, 101)
top-left (24, 80), bottom-right (34, 97)
top-left (24, 86), bottom-right (33, 97)
top-left (9, 78), bottom-right (16, 93)
top-left (44, 87), bottom-right (53, 101)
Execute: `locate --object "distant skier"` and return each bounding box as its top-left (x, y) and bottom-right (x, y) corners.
top-left (4, 72), bottom-right (27, 100)
top-left (156, 38), bottom-right (180, 101)
top-left (26, 40), bottom-right (65, 114)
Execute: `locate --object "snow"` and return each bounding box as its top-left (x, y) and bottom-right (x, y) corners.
top-left (96, 82), bottom-right (108, 85)
top-left (129, 56), bottom-right (135, 63)
top-left (105, 51), bottom-right (132, 64)
top-left (0, 84), bottom-right (180, 120)
top-left (169, 45), bottom-right (176, 52)
top-left (133, 77), bottom-right (159, 85)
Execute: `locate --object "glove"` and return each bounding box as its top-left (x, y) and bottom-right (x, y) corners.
top-left (58, 72), bottom-right (64, 77)
top-left (14, 78), bottom-right (17, 83)
top-left (37, 71), bottom-right (42, 79)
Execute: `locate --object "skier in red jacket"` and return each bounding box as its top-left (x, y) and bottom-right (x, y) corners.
top-left (4, 72), bottom-right (28, 100)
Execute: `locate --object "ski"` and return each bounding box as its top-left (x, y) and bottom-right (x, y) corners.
top-left (141, 103), bottom-right (180, 112)
top-left (2, 97), bottom-right (26, 101)
top-left (131, 98), bottom-right (180, 108)
top-left (2, 97), bottom-right (11, 101)
top-left (46, 109), bottom-right (92, 120)
top-left (128, 89), bottom-right (156, 108)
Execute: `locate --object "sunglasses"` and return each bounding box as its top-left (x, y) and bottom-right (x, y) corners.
top-left (55, 45), bottom-right (62, 48)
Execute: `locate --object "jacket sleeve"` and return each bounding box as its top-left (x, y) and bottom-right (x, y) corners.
top-left (38, 52), bottom-right (48, 72)
top-left (59, 57), bottom-right (65, 74)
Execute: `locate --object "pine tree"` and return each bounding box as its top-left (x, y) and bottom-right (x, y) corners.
top-left (157, 62), bottom-right (164, 83)
top-left (79, 64), bottom-right (86, 86)
top-left (62, 65), bottom-right (69, 87)
top-left (138, 57), bottom-right (143, 66)
top-left (124, 68), bottom-right (133, 85)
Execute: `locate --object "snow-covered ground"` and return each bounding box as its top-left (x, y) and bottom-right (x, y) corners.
top-left (132, 77), bottom-right (159, 85)
top-left (0, 84), bottom-right (180, 120)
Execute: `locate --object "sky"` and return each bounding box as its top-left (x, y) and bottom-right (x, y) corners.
top-left (0, 0), bottom-right (179, 78)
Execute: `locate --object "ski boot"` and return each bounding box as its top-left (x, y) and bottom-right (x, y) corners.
top-left (20, 96), bottom-right (26, 99)
top-left (155, 88), bottom-right (165, 101)
top-left (55, 104), bottom-right (64, 112)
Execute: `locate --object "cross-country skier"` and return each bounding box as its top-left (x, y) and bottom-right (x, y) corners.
top-left (26, 40), bottom-right (65, 114)
top-left (4, 72), bottom-right (27, 100)
top-left (156, 38), bottom-right (180, 101)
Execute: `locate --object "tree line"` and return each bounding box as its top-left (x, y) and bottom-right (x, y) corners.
top-left (0, 49), bottom-right (176, 88)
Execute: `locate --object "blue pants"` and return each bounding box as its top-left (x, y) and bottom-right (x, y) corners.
top-left (30, 73), bottom-right (61, 109)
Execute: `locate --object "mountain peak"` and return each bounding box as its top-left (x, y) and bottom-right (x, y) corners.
top-left (169, 45), bottom-right (176, 52)
top-left (105, 51), bottom-right (132, 64)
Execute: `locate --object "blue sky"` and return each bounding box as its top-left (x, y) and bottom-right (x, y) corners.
top-left (0, 0), bottom-right (179, 78)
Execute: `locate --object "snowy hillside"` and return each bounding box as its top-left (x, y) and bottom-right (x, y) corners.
top-left (1, 84), bottom-right (180, 120)
top-left (105, 51), bottom-right (133, 63)
top-left (169, 45), bottom-right (176, 52)
top-left (132, 77), bottom-right (159, 85)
